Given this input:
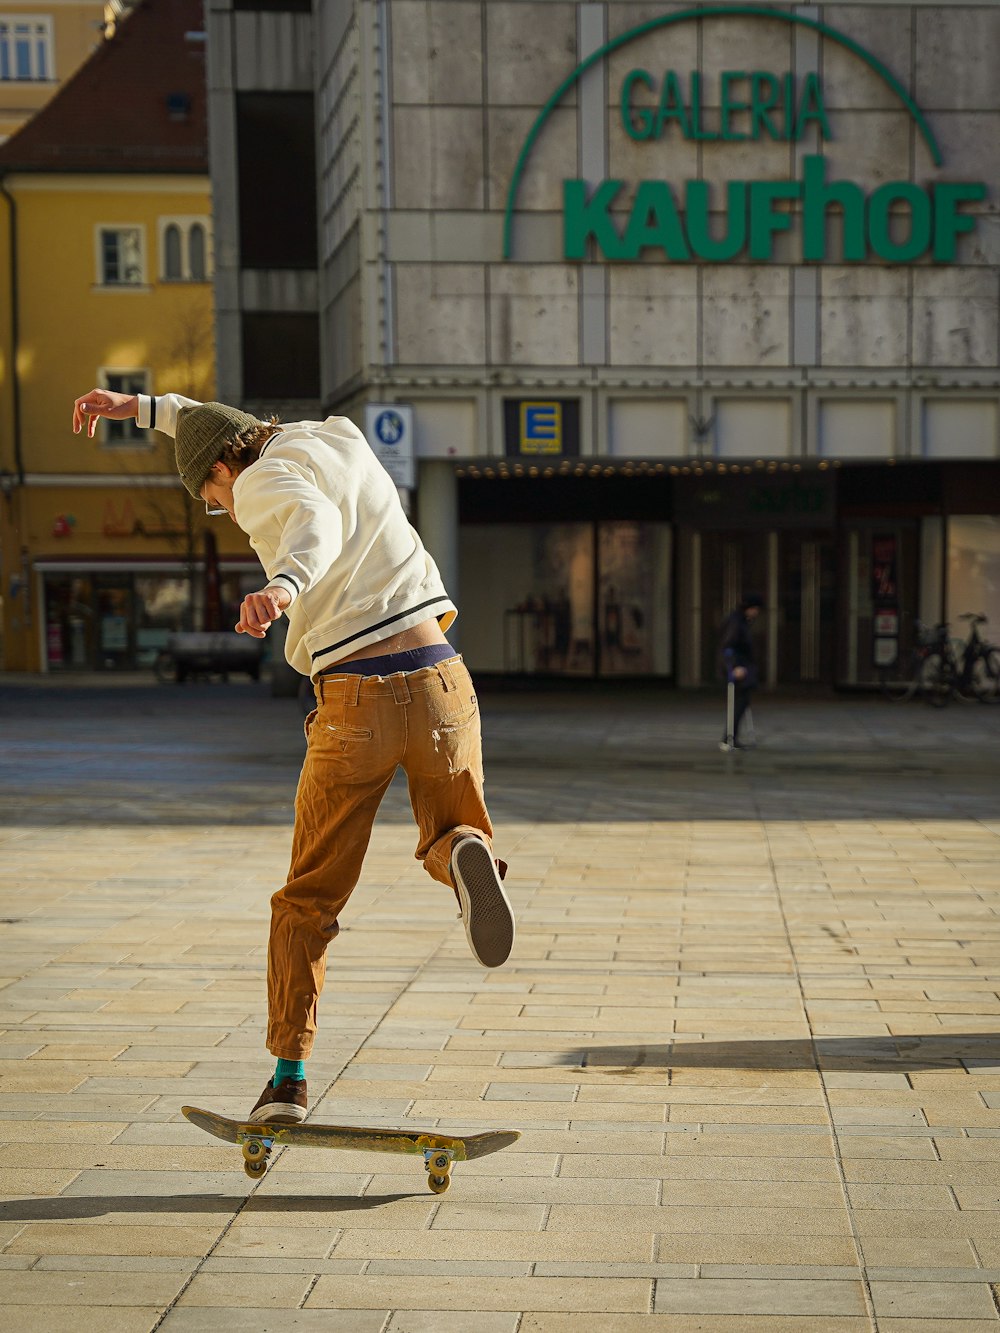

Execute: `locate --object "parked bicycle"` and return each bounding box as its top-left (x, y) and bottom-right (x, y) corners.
top-left (880, 614), bottom-right (1000, 705)
top-left (880, 620), bottom-right (952, 706)
top-left (954, 613), bottom-right (1000, 703)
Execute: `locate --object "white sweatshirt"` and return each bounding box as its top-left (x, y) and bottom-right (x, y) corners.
top-left (137, 394), bottom-right (457, 677)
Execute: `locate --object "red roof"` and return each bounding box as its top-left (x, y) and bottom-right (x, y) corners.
top-left (0, 0), bottom-right (207, 173)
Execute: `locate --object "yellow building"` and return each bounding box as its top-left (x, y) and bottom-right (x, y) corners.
top-left (0, 0), bottom-right (253, 673)
top-left (0, 2), bottom-right (126, 143)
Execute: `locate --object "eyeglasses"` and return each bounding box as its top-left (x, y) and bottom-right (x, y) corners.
top-left (204, 502), bottom-right (228, 516)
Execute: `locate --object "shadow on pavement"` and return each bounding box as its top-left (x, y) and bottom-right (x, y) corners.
top-left (571, 1033), bottom-right (1000, 1071)
top-left (0, 1192), bottom-right (418, 1223)
top-left (2, 679), bottom-right (999, 824)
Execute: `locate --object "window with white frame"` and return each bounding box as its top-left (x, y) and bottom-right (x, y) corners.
top-left (99, 370), bottom-right (151, 446)
top-left (159, 217), bottom-right (212, 281)
top-left (163, 223), bottom-right (183, 279)
top-left (189, 222), bottom-right (207, 279)
top-left (0, 16), bottom-right (53, 81)
top-left (97, 226), bottom-right (145, 286)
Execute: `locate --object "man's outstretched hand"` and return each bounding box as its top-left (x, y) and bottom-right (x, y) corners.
top-left (237, 586), bottom-right (292, 638)
top-left (72, 389), bottom-right (139, 437)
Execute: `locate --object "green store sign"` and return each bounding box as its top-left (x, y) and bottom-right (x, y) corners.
top-left (502, 6), bottom-right (987, 265)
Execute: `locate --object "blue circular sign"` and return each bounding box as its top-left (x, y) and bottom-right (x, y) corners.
top-left (374, 410), bottom-right (405, 446)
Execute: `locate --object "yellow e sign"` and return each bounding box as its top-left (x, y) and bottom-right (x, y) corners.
top-left (519, 401), bottom-right (562, 455)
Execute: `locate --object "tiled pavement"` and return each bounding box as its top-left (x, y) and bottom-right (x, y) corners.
top-left (1, 675), bottom-right (1000, 1331)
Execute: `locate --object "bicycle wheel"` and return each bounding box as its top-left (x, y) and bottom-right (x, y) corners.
top-left (879, 662), bottom-right (917, 702)
top-left (153, 650), bottom-right (175, 685)
top-left (973, 649), bottom-right (1000, 703)
top-left (917, 653), bottom-right (953, 706)
top-left (948, 639), bottom-right (983, 704)
top-left (954, 658), bottom-right (986, 703)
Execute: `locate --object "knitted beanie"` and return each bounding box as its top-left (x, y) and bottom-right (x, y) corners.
top-left (175, 402), bottom-right (263, 498)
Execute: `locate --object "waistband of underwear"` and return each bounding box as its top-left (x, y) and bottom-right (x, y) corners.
top-left (317, 642), bottom-right (456, 679)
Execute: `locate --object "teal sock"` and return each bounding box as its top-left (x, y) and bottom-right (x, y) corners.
top-left (274, 1058), bottom-right (306, 1084)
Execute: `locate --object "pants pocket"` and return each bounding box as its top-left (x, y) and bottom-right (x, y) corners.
top-left (433, 699), bottom-right (478, 734)
top-left (426, 699), bottom-right (481, 775)
top-left (321, 722), bottom-right (373, 740)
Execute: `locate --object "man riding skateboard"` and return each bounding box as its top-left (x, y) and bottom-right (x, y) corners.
top-left (72, 388), bottom-right (515, 1124)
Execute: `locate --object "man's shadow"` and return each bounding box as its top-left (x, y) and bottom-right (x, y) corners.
top-left (0, 1192), bottom-right (417, 1225)
top-left (6, 1034), bottom-right (997, 1226)
top-left (571, 1033), bottom-right (1000, 1071)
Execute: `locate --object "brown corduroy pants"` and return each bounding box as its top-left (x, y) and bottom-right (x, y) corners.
top-left (267, 655), bottom-right (494, 1059)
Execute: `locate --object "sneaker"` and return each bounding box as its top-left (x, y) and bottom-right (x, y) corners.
top-left (248, 1076), bottom-right (308, 1124)
top-left (451, 835), bottom-right (515, 968)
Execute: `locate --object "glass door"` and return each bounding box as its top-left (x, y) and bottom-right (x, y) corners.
top-left (44, 575), bottom-right (96, 670)
top-left (777, 533), bottom-right (836, 684)
top-left (596, 522), bottom-right (672, 677)
top-left (94, 575), bottom-right (135, 670)
top-left (838, 521), bottom-right (919, 686)
top-left (697, 531), bottom-right (772, 686)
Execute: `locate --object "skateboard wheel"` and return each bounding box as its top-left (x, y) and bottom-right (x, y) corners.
top-left (244, 1158), bottom-right (267, 1179)
top-left (427, 1173), bottom-right (451, 1194)
top-left (242, 1139), bottom-right (267, 1165)
top-left (430, 1152), bottom-right (451, 1172)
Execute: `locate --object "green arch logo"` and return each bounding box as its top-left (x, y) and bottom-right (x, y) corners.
top-left (502, 5), bottom-right (948, 260)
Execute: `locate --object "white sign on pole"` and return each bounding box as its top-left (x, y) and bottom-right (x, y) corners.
top-left (364, 404), bottom-right (415, 489)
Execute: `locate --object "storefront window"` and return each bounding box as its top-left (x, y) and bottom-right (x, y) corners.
top-left (44, 576), bottom-right (95, 670)
top-left (598, 522), bottom-right (672, 676)
top-left (95, 577), bottom-right (133, 669)
top-left (948, 516), bottom-right (1000, 636)
top-left (839, 522), bottom-right (919, 686)
top-left (458, 521), bottom-right (672, 676)
top-left (44, 569), bottom-right (261, 671)
top-left (134, 576), bottom-right (190, 667)
top-left (459, 523), bottom-right (594, 674)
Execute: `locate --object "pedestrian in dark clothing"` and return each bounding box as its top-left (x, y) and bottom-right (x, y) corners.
top-left (719, 593), bottom-right (763, 749)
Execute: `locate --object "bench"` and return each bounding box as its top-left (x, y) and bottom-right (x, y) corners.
top-left (161, 631), bottom-right (264, 683)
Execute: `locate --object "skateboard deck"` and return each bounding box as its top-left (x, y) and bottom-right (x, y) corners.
top-left (182, 1104), bottom-right (520, 1193)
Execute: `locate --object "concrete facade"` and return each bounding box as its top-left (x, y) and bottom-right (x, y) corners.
top-left (321, 2), bottom-right (1000, 451)
top-left (207, 1), bottom-right (1000, 444)
top-left (205, 1), bottom-right (1000, 687)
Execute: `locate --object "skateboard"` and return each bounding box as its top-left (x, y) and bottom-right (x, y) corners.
top-left (181, 1105), bottom-right (520, 1193)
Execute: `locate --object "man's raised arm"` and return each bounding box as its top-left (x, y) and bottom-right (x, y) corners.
top-left (72, 390), bottom-right (201, 438)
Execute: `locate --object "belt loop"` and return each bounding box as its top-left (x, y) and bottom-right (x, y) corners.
top-left (389, 672), bottom-right (411, 705)
top-left (438, 658), bottom-right (458, 692)
top-left (345, 674), bottom-right (362, 707)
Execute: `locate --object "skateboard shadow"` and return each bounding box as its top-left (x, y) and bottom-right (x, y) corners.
top-left (565, 1033), bottom-right (1000, 1072)
top-left (0, 1193), bottom-right (420, 1224)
